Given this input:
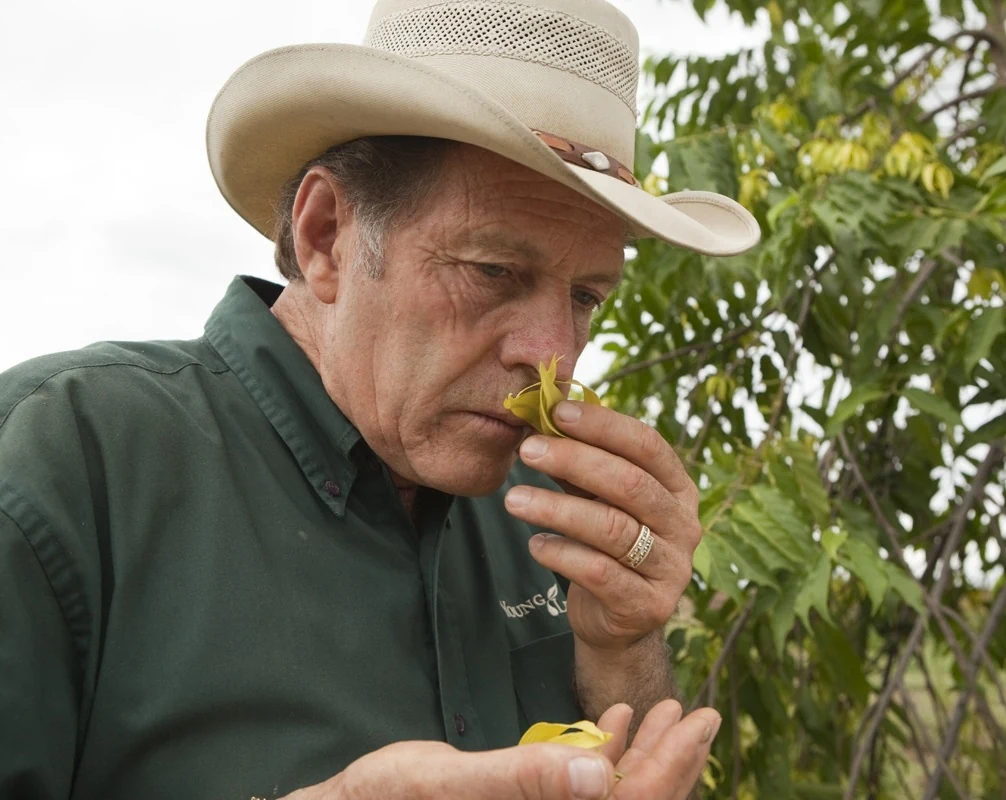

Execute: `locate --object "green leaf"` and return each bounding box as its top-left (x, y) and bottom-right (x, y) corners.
top-left (883, 562), bottom-right (925, 614)
top-left (811, 617), bottom-right (871, 705)
top-left (664, 131), bottom-right (739, 198)
top-left (820, 527), bottom-right (848, 560)
top-left (700, 534), bottom-right (744, 603)
top-left (795, 550), bottom-right (833, 627)
top-left (748, 484), bottom-right (817, 558)
top-left (839, 538), bottom-right (889, 612)
top-left (980, 153), bottom-right (1006, 185)
top-left (825, 385), bottom-right (888, 436)
top-left (722, 522), bottom-right (781, 588)
top-left (965, 306), bottom-right (1006, 375)
top-left (769, 581), bottom-right (800, 656)
top-left (731, 500), bottom-right (805, 568)
top-left (692, 537), bottom-right (712, 582)
top-left (903, 387), bottom-right (962, 428)
top-left (783, 440), bottom-right (831, 527)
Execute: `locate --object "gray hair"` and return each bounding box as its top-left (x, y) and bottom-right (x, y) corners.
top-left (272, 136), bottom-right (456, 281)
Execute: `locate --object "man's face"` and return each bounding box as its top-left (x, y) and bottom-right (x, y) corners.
top-left (321, 145), bottom-right (626, 495)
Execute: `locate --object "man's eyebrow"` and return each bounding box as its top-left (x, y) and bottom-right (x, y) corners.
top-left (455, 230), bottom-right (545, 262)
top-left (456, 229), bottom-right (625, 285)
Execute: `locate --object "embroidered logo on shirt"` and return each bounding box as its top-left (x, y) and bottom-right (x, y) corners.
top-left (499, 582), bottom-right (568, 619)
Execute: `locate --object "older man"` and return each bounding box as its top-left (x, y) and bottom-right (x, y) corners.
top-left (0, 1), bottom-right (759, 799)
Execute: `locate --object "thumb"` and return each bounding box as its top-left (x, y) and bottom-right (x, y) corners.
top-left (456, 742), bottom-right (616, 800)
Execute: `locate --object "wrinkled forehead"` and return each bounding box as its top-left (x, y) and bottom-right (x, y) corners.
top-left (433, 143), bottom-right (630, 258)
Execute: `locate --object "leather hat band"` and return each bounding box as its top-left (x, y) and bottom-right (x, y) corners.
top-left (532, 130), bottom-right (638, 186)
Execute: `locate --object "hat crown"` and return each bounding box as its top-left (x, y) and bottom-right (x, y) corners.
top-left (364, 0), bottom-right (640, 111)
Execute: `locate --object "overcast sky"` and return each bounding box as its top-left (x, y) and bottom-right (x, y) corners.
top-left (0, 0), bottom-right (767, 382)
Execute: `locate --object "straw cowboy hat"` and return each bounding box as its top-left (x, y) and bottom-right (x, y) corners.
top-left (206, 0), bottom-right (761, 256)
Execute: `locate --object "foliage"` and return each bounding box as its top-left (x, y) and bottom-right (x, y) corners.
top-left (598, 0), bottom-right (1006, 796)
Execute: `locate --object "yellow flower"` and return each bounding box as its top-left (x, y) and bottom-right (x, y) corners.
top-left (503, 354), bottom-right (601, 436)
top-left (518, 720), bottom-right (613, 749)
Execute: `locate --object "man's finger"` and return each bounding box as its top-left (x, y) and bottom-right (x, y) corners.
top-left (519, 436), bottom-right (669, 527)
top-left (611, 708), bottom-right (721, 800)
top-left (551, 400), bottom-right (693, 494)
top-left (505, 485), bottom-right (667, 574)
top-left (457, 742), bottom-right (617, 800)
top-left (527, 533), bottom-right (655, 628)
top-left (614, 698), bottom-right (683, 776)
top-left (596, 703), bottom-right (633, 764)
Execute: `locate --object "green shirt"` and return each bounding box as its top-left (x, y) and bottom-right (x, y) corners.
top-left (0, 276), bottom-right (580, 800)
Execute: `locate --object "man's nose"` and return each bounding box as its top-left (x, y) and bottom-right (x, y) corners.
top-left (499, 297), bottom-right (577, 381)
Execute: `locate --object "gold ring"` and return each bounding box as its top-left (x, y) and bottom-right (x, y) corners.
top-left (621, 524), bottom-right (654, 570)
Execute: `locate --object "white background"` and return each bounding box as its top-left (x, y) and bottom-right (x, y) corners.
top-left (0, 0), bottom-right (766, 381)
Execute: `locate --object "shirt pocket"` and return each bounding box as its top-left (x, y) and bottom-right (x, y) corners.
top-left (509, 630), bottom-right (582, 731)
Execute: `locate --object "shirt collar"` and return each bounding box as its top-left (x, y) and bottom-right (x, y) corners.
top-left (204, 275), bottom-right (360, 517)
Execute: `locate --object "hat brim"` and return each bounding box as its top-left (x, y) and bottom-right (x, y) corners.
top-left (207, 43), bottom-right (761, 256)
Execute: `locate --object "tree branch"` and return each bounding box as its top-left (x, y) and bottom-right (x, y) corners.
top-left (840, 435), bottom-right (1006, 744)
top-left (941, 118), bottom-right (985, 150)
top-left (603, 323), bottom-right (753, 384)
top-left (919, 86), bottom-right (998, 124)
top-left (729, 658), bottom-right (741, 800)
top-left (691, 592), bottom-right (757, 710)
top-left (956, 38), bottom-right (981, 129)
top-left (940, 603), bottom-right (1006, 713)
top-left (899, 687), bottom-right (973, 799)
top-left (840, 440), bottom-right (1006, 798)
top-left (923, 582), bottom-right (1006, 800)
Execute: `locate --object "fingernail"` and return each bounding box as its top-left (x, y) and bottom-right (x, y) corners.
top-left (701, 715), bottom-right (723, 743)
top-left (568, 756), bottom-right (609, 800)
top-left (528, 533), bottom-right (546, 552)
top-left (555, 401), bottom-right (582, 422)
top-left (521, 437), bottom-right (549, 460)
top-left (506, 487), bottom-right (531, 509)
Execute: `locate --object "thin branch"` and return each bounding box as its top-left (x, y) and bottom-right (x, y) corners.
top-left (876, 256), bottom-right (941, 364)
top-left (730, 658), bottom-right (741, 800)
top-left (899, 688), bottom-right (935, 783)
top-left (840, 441), bottom-right (1006, 799)
top-left (867, 648), bottom-right (898, 798)
top-left (684, 357), bottom-right (743, 470)
top-left (919, 87), bottom-right (998, 124)
top-left (923, 583), bottom-right (1006, 800)
top-left (955, 39), bottom-right (981, 129)
top-left (900, 687), bottom-right (973, 799)
top-left (762, 277), bottom-right (815, 439)
top-left (843, 29), bottom-right (997, 126)
top-left (915, 651), bottom-right (950, 739)
top-left (940, 603), bottom-right (1006, 712)
top-left (691, 592), bottom-right (757, 711)
top-left (905, 518), bottom-right (951, 545)
top-left (941, 118), bottom-right (985, 151)
top-left (840, 435), bottom-right (1006, 746)
top-left (603, 323), bottom-right (752, 384)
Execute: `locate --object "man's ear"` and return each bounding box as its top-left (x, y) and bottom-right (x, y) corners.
top-left (291, 167), bottom-right (354, 305)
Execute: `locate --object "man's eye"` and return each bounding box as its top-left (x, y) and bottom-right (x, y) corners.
top-left (474, 263), bottom-right (508, 278)
top-left (572, 289), bottom-right (602, 310)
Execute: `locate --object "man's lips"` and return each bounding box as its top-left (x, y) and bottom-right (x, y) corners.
top-left (468, 409), bottom-right (526, 429)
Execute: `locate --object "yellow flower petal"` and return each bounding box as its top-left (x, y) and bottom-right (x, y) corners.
top-left (503, 355), bottom-right (601, 436)
top-left (518, 720), bottom-right (613, 750)
top-left (503, 384), bottom-right (544, 432)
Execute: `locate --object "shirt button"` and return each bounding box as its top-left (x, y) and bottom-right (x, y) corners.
top-left (324, 480), bottom-right (341, 497)
top-left (454, 713), bottom-right (466, 736)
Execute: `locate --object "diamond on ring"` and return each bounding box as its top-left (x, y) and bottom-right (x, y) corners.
top-left (621, 524), bottom-right (654, 570)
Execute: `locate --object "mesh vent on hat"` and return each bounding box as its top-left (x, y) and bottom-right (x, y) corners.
top-left (365, 1), bottom-right (639, 110)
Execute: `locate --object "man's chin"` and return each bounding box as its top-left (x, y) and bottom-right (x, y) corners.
top-left (417, 451), bottom-right (518, 497)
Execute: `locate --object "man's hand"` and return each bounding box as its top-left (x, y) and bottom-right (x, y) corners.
top-left (282, 700), bottom-right (720, 800)
top-left (504, 400), bottom-right (701, 653)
